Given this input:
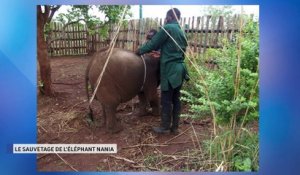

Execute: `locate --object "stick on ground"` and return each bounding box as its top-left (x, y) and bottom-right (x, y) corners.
top-left (55, 153), bottom-right (78, 172)
top-left (109, 155), bottom-right (135, 164)
top-left (164, 126), bottom-right (191, 143)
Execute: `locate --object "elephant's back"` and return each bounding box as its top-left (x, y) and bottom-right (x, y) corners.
top-left (88, 48), bottom-right (144, 104)
top-left (110, 48), bottom-right (142, 69)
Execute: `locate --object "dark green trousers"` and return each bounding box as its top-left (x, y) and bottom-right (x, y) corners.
top-left (161, 84), bottom-right (182, 130)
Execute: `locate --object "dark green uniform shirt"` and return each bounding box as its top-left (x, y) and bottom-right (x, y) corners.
top-left (138, 20), bottom-right (188, 91)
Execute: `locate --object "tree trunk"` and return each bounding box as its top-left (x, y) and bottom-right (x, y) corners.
top-left (37, 12), bottom-right (54, 96)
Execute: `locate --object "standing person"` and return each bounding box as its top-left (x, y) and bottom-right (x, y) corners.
top-left (136, 8), bottom-right (189, 134)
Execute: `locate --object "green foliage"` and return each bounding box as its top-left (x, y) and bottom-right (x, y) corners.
top-left (182, 16), bottom-right (259, 125)
top-left (203, 128), bottom-right (258, 171)
top-left (234, 157), bottom-right (252, 171)
top-left (98, 5), bottom-right (132, 23)
top-left (240, 20), bottom-right (259, 72)
top-left (181, 15), bottom-right (259, 172)
top-left (53, 5), bottom-right (131, 38)
top-left (43, 22), bottom-right (52, 37)
top-left (233, 130), bottom-right (259, 171)
top-left (38, 80), bottom-right (46, 95)
top-left (201, 5), bottom-right (234, 18)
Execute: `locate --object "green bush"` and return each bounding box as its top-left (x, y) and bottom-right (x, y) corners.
top-left (232, 130), bottom-right (259, 171)
top-left (203, 128), bottom-right (258, 171)
top-left (181, 16), bottom-right (259, 171)
top-left (181, 17), bottom-right (259, 125)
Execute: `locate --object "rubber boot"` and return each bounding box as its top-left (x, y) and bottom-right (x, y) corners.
top-left (170, 112), bottom-right (180, 134)
top-left (152, 112), bottom-right (170, 134)
top-left (171, 88), bottom-right (181, 134)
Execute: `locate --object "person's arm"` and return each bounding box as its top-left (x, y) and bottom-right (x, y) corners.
top-left (138, 26), bottom-right (169, 55)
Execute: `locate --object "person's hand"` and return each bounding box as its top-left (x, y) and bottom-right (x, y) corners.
top-left (149, 51), bottom-right (161, 59)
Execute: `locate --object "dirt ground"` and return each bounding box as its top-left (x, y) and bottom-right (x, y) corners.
top-left (37, 55), bottom-right (214, 172)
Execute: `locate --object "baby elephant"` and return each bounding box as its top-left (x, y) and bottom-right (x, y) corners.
top-left (85, 47), bottom-right (160, 133)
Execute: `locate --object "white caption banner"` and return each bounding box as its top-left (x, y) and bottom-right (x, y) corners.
top-left (13, 144), bottom-right (117, 154)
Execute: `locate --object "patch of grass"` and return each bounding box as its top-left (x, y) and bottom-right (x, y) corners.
top-left (143, 154), bottom-right (161, 169)
top-left (203, 127), bottom-right (258, 171)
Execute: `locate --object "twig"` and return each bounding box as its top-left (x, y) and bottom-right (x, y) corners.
top-left (107, 157), bottom-right (111, 171)
top-left (215, 161), bottom-right (224, 172)
top-left (37, 153), bottom-right (50, 160)
top-left (166, 141), bottom-right (193, 145)
top-left (131, 165), bottom-right (159, 171)
top-left (164, 126), bottom-right (191, 143)
top-left (171, 161), bottom-right (182, 170)
top-left (160, 157), bottom-right (184, 165)
top-left (38, 125), bottom-right (48, 133)
top-left (109, 155), bottom-right (135, 164)
top-left (191, 123), bottom-right (202, 151)
top-left (68, 100), bottom-right (86, 112)
top-left (137, 147), bottom-right (144, 158)
top-left (55, 153), bottom-right (78, 172)
top-left (52, 82), bottom-right (82, 85)
top-left (122, 144), bottom-right (168, 149)
top-left (162, 154), bottom-right (203, 159)
top-left (187, 149), bottom-right (190, 170)
top-left (190, 130), bottom-right (196, 148)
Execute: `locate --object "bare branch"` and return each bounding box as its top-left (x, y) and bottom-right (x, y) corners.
top-left (47, 5), bottom-right (61, 23)
top-left (63, 19), bottom-right (86, 29)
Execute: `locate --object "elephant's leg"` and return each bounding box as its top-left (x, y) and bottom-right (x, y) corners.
top-left (134, 92), bottom-right (148, 117)
top-left (101, 104), bottom-right (106, 127)
top-left (86, 106), bottom-right (94, 126)
top-left (86, 105), bottom-right (95, 127)
top-left (150, 99), bottom-right (160, 116)
top-left (87, 105), bottom-right (94, 122)
top-left (104, 104), bottom-right (123, 133)
top-left (148, 88), bottom-right (160, 116)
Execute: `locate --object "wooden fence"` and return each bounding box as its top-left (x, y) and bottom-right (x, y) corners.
top-left (47, 15), bottom-right (245, 57)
